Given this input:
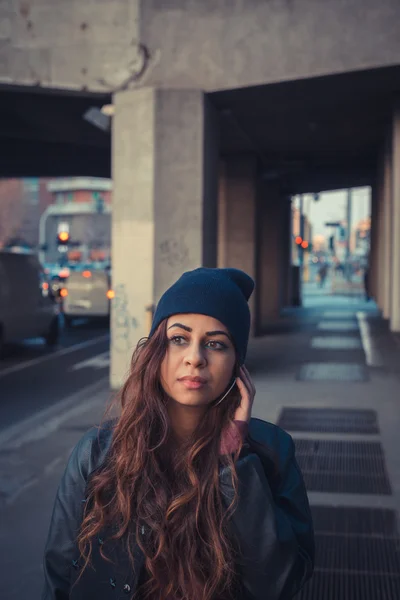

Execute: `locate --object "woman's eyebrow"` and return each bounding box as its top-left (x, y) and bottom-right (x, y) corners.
top-left (167, 324), bottom-right (230, 339)
top-left (167, 323), bottom-right (192, 332)
top-left (206, 330), bottom-right (230, 338)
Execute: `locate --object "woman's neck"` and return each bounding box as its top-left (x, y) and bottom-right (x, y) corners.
top-left (167, 400), bottom-right (207, 442)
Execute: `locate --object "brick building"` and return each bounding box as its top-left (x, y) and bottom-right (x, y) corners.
top-left (0, 178), bottom-right (53, 248)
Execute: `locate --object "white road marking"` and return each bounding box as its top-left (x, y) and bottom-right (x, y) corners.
top-left (70, 351), bottom-right (110, 371)
top-left (0, 334), bottom-right (109, 379)
top-left (356, 312), bottom-right (384, 367)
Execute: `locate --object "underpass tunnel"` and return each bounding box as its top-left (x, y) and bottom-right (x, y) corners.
top-left (211, 64), bottom-right (400, 344)
top-left (1, 65), bottom-right (400, 387)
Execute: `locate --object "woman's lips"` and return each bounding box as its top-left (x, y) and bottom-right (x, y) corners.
top-left (178, 377), bottom-right (207, 390)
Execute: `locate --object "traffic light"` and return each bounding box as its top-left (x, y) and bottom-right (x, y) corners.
top-left (295, 236), bottom-right (311, 250)
top-left (57, 231), bottom-right (69, 244)
top-left (57, 229), bottom-right (70, 257)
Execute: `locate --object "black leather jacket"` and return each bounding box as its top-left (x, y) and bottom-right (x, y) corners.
top-left (42, 418), bottom-right (314, 600)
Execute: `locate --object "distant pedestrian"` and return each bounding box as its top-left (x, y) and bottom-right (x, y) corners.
top-left (364, 267), bottom-right (370, 301)
top-left (42, 268), bottom-right (314, 600)
top-left (318, 263), bottom-right (328, 287)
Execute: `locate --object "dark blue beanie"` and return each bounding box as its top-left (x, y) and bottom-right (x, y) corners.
top-left (149, 267), bottom-right (254, 364)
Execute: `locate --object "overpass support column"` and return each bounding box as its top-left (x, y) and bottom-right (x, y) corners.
top-left (281, 197), bottom-right (293, 307)
top-left (376, 158), bottom-right (385, 311)
top-left (255, 183), bottom-right (286, 333)
top-left (391, 107), bottom-right (400, 331)
top-left (382, 139), bottom-right (393, 319)
top-left (111, 88), bottom-right (219, 388)
top-left (217, 157), bottom-right (257, 331)
top-left (369, 184), bottom-right (379, 302)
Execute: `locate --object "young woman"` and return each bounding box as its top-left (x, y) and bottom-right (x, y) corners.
top-left (42, 267), bottom-right (314, 600)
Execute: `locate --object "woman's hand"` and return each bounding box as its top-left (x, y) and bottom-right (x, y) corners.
top-left (234, 366), bottom-right (256, 423)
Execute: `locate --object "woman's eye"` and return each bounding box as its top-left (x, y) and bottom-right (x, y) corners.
top-left (170, 335), bottom-right (186, 345)
top-left (206, 340), bottom-right (226, 350)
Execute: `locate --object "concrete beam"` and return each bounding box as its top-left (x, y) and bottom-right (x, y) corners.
top-left (2, 1), bottom-right (400, 93)
top-left (280, 166), bottom-right (374, 196)
top-left (141, 0), bottom-right (400, 92)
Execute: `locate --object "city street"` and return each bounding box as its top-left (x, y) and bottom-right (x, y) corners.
top-left (0, 319), bottom-right (110, 432)
top-left (1, 5), bottom-right (400, 599)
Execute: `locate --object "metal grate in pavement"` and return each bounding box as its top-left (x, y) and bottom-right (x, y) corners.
top-left (298, 455), bottom-right (384, 475)
top-left (323, 311), bottom-right (357, 318)
top-left (302, 471), bottom-right (391, 494)
top-left (294, 439), bottom-right (383, 456)
top-left (278, 408), bottom-right (379, 434)
top-left (297, 570), bottom-right (400, 600)
top-left (310, 506), bottom-right (398, 537)
top-left (315, 534), bottom-right (400, 572)
top-left (296, 507), bottom-right (400, 600)
top-left (298, 362), bottom-right (367, 382)
top-left (294, 439), bottom-right (391, 495)
top-left (311, 336), bottom-right (362, 350)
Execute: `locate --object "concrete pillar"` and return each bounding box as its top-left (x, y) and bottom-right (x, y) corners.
top-left (382, 137), bottom-right (393, 319)
top-left (390, 107), bottom-right (400, 332)
top-left (369, 183), bottom-right (379, 302)
top-left (281, 197), bottom-right (293, 307)
top-left (217, 156), bottom-right (257, 329)
top-left (255, 182), bottom-right (285, 333)
top-left (111, 88), bottom-right (219, 388)
top-left (376, 155), bottom-right (385, 311)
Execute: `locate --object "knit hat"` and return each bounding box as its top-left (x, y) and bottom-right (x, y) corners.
top-left (149, 267), bottom-right (254, 364)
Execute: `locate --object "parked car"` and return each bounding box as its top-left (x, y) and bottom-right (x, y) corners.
top-left (0, 250), bottom-right (60, 355)
top-left (61, 267), bottom-right (113, 326)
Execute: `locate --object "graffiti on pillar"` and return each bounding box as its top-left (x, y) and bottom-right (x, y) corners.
top-left (159, 236), bottom-right (189, 268)
top-left (112, 283), bottom-right (138, 353)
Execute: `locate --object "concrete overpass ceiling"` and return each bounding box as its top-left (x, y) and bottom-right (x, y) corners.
top-left (1, 64), bottom-right (399, 188)
top-left (0, 86), bottom-right (111, 178)
top-left (211, 65), bottom-right (400, 193)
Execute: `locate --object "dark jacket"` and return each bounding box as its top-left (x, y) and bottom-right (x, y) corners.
top-left (42, 418), bottom-right (314, 600)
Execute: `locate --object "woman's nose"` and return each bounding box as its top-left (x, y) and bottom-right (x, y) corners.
top-left (184, 343), bottom-right (206, 367)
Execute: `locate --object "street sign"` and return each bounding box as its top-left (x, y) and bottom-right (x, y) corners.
top-left (324, 221), bottom-right (341, 227)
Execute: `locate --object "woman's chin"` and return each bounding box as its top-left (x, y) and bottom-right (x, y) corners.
top-left (169, 393), bottom-right (214, 408)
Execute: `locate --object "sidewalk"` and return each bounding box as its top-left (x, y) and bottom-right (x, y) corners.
top-left (247, 293), bottom-right (400, 599)
top-left (1, 292), bottom-right (400, 599)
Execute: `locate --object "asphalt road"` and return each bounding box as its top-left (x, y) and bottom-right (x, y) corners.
top-left (0, 318), bottom-right (110, 432)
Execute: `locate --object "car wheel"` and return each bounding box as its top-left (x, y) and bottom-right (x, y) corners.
top-left (45, 317), bottom-right (60, 347)
top-left (64, 315), bottom-right (73, 328)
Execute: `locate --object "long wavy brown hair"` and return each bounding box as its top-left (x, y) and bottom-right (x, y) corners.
top-left (77, 320), bottom-right (244, 600)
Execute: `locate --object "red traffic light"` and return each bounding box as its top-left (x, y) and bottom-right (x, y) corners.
top-left (295, 236), bottom-right (303, 245)
top-left (301, 240), bottom-right (309, 249)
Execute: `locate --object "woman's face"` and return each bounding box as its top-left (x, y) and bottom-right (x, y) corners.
top-left (160, 314), bottom-right (236, 408)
